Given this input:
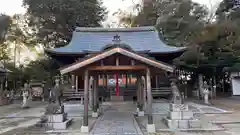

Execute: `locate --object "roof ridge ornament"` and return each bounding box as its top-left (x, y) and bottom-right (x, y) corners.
top-left (112, 34), bottom-right (121, 44)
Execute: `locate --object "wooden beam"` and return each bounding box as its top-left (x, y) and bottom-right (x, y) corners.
top-left (75, 76), bottom-right (78, 92)
top-left (88, 65), bottom-right (147, 71)
top-left (60, 47), bottom-right (174, 74)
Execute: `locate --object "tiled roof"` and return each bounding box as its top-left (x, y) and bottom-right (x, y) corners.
top-left (47, 26), bottom-right (186, 54)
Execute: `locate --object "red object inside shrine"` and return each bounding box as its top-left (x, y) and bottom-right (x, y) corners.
top-left (115, 72), bottom-right (119, 96)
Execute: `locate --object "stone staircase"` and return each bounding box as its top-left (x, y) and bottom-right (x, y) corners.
top-left (62, 84), bottom-right (84, 100)
top-left (152, 87), bottom-right (171, 98)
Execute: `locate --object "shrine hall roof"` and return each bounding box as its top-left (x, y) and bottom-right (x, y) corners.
top-left (46, 26), bottom-right (186, 54)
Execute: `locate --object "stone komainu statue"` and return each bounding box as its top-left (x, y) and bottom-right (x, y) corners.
top-left (45, 79), bottom-right (64, 114)
top-left (52, 83), bottom-right (63, 106)
top-left (170, 80), bottom-right (183, 104)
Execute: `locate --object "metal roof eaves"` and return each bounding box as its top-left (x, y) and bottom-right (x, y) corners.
top-left (149, 47), bottom-right (187, 53)
top-left (75, 26), bottom-right (156, 32)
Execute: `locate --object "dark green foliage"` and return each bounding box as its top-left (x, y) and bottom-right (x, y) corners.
top-left (0, 14), bottom-right (11, 43)
top-left (0, 14), bottom-right (11, 41)
top-left (119, 0), bottom-right (240, 74)
top-left (23, 0), bottom-right (107, 48)
top-left (23, 58), bottom-right (60, 81)
top-left (0, 14), bottom-right (11, 61)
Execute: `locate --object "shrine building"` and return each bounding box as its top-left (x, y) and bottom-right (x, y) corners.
top-left (45, 26), bottom-right (186, 132)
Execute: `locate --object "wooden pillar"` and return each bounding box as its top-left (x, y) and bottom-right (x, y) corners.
top-left (89, 76), bottom-right (93, 108)
top-left (146, 68), bottom-right (153, 124)
top-left (93, 76), bottom-right (97, 112)
top-left (116, 56), bottom-right (119, 96)
top-left (155, 75), bottom-right (158, 89)
top-left (105, 74), bottom-right (108, 87)
top-left (103, 74), bottom-right (105, 86)
top-left (116, 72), bottom-right (119, 96)
top-left (105, 74), bottom-right (108, 102)
top-left (142, 76), bottom-right (147, 110)
top-left (83, 70), bottom-right (89, 127)
top-left (96, 76), bottom-right (99, 108)
top-left (137, 76), bottom-right (140, 104)
top-left (125, 73), bottom-right (128, 88)
top-left (129, 74), bottom-right (132, 85)
top-left (138, 76), bottom-right (143, 111)
top-left (71, 74), bottom-right (75, 90)
top-left (139, 76), bottom-right (144, 109)
top-left (75, 76), bottom-right (78, 92)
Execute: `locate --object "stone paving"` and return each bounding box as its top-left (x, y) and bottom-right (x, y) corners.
top-left (0, 101), bottom-right (47, 134)
top-left (1, 99), bottom-right (240, 135)
top-left (64, 101), bottom-right (94, 117)
top-left (136, 101), bottom-right (233, 135)
top-left (0, 101), bottom-right (47, 117)
top-left (90, 102), bottom-right (142, 135)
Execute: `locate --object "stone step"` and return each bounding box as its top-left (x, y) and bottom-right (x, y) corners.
top-left (163, 117), bottom-right (202, 129)
top-left (90, 111), bottom-right (143, 135)
top-left (91, 133), bottom-right (142, 135)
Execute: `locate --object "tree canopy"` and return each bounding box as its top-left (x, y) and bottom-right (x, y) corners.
top-left (0, 14), bottom-right (11, 61)
top-left (0, 0), bottom-right (109, 89)
top-left (23, 0), bottom-right (107, 48)
top-left (0, 14), bottom-right (11, 43)
top-left (118, 0), bottom-right (240, 75)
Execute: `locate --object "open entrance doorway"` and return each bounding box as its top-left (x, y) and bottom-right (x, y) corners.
top-left (98, 72), bottom-right (137, 101)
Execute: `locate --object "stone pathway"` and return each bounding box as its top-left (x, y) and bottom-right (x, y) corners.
top-left (0, 101), bottom-right (47, 135)
top-left (186, 102), bottom-right (231, 114)
top-left (90, 102), bottom-right (143, 135)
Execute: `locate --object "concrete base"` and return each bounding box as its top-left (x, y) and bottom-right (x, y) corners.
top-left (168, 111), bottom-right (193, 120)
top-left (47, 113), bottom-right (67, 123)
top-left (92, 112), bottom-right (98, 118)
top-left (163, 118), bottom-right (201, 129)
top-left (147, 124), bottom-right (156, 133)
top-left (138, 111), bottom-right (144, 117)
top-left (81, 126), bottom-right (89, 133)
top-left (164, 103), bottom-right (202, 129)
top-left (45, 118), bottom-right (72, 130)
